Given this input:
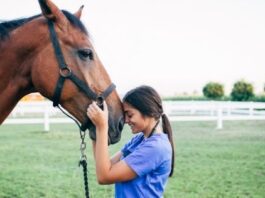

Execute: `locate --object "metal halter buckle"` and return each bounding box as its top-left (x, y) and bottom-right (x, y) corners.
top-left (59, 67), bottom-right (72, 78)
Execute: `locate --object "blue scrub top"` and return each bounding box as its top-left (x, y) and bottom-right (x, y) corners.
top-left (115, 133), bottom-right (172, 198)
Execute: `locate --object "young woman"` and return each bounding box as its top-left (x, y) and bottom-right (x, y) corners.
top-left (87, 85), bottom-right (175, 197)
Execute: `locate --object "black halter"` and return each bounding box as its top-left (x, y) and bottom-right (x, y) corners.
top-left (47, 19), bottom-right (116, 131)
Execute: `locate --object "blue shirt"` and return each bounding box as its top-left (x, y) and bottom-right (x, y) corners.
top-left (115, 133), bottom-right (172, 198)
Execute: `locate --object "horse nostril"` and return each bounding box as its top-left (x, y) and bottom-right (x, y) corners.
top-left (118, 117), bottom-right (124, 132)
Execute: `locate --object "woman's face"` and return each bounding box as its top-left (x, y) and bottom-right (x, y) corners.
top-left (123, 102), bottom-right (149, 134)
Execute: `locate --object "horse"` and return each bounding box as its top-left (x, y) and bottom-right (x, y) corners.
top-left (0, 0), bottom-right (124, 144)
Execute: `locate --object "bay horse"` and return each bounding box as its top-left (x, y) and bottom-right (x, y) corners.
top-left (0, 0), bottom-right (124, 144)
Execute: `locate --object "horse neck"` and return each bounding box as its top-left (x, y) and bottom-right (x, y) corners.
top-left (0, 26), bottom-right (42, 123)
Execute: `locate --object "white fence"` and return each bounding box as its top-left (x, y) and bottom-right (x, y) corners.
top-left (163, 101), bottom-right (265, 129)
top-left (3, 101), bottom-right (71, 131)
top-left (3, 101), bottom-right (265, 130)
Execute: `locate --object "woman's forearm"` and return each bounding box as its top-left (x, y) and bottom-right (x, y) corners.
top-left (95, 126), bottom-right (111, 183)
top-left (110, 151), bottom-right (122, 165)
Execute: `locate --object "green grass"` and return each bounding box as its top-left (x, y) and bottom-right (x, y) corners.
top-left (0, 121), bottom-right (265, 198)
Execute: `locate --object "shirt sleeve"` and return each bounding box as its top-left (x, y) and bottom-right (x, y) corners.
top-left (121, 134), bottom-right (143, 154)
top-left (123, 138), bottom-right (163, 177)
top-left (121, 137), bottom-right (134, 154)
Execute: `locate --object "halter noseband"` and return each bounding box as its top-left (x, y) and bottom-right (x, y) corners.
top-left (47, 19), bottom-right (116, 131)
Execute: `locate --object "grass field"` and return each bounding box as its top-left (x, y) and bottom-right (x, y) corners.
top-left (0, 121), bottom-right (264, 198)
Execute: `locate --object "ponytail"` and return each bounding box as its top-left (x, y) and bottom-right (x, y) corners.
top-left (161, 114), bottom-right (175, 177)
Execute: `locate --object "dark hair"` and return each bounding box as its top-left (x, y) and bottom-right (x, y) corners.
top-left (123, 85), bottom-right (175, 177)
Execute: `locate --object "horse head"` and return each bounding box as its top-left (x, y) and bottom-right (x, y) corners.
top-left (30, 0), bottom-right (123, 143)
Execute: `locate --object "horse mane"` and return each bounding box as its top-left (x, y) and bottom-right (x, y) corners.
top-left (0, 10), bottom-right (88, 41)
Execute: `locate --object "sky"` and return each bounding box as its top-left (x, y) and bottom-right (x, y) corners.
top-left (1, 0), bottom-right (265, 96)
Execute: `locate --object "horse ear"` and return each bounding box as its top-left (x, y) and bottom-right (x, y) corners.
top-left (74, 5), bottom-right (84, 19)
top-left (38, 0), bottom-right (68, 31)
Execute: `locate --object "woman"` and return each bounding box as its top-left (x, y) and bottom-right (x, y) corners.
top-left (87, 85), bottom-right (175, 197)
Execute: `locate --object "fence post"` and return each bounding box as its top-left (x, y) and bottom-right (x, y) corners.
top-left (210, 101), bottom-right (214, 116)
top-left (44, 103), bottom-right (50, 131)
top-left (249, 101), bottom-right (254, 117)
top-left (190, 101), bottom-right (195, 115)
top-left (216, 103), bottom-right (223, 129)
top-left (227, 101), bottom-right (231, 116)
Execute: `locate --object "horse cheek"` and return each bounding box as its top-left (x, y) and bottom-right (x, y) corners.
top-left (31, 57), bottom-right (58, 99)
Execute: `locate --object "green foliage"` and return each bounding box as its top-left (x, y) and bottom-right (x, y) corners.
top-left (252, 94), bottom-right (265, 102)
top-left (231, 80), bottom-right (254, 101)
top-left (162, 96), bottom-right (231, 101)
top-left (202, 82), bottom-right (224, 99)
top-left (163, 96), bottom-right (208, 101)
top-left (163, 95), bottom-right (265, 102)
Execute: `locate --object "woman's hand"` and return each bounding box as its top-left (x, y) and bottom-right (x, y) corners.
top-left (87, 101), bottom-right (108, 131)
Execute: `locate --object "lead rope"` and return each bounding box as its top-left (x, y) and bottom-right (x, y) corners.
top-left (78, 129), bottom-right (90, 198)
top-left (57, 105), bottom-right (90, 198)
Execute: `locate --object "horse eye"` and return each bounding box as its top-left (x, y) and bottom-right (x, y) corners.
top-left (78, 48), bottom-right (93, 61)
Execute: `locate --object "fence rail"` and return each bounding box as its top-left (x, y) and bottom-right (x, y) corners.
top-left (3, 101), bottom-right (265, 130)
top-left (163, 101), bottom-right (265, 129)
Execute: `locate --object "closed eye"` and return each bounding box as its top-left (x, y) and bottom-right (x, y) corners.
top-left (78, 48), bottom-right (93, 61)
top-left (125, 112), bottom-right (133, 119)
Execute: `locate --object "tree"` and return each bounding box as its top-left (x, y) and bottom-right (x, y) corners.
top-left (230, 80), bottom-right (254, 101)
top-left (203, 82), bottom-right (224, 99)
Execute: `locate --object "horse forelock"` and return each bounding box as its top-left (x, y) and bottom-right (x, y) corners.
top-left (0, 10), bottom-right (88, 41)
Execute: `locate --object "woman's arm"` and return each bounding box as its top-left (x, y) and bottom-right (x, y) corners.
top-left (110, 151), bottom-right (122, 165)
top-left (95, 128), bottom-right (136, 184)
top-left (92, 139), bottom-right (122, 166)
top-left (92, 142), bottom-right (122, 165)
top-left (87, 102), bottom-right (137, 184)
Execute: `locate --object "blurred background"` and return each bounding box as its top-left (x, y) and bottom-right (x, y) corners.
top-left (1, 1), bottom-right (265, 198)
top-left (1, 0), bottom-right (265, 98)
